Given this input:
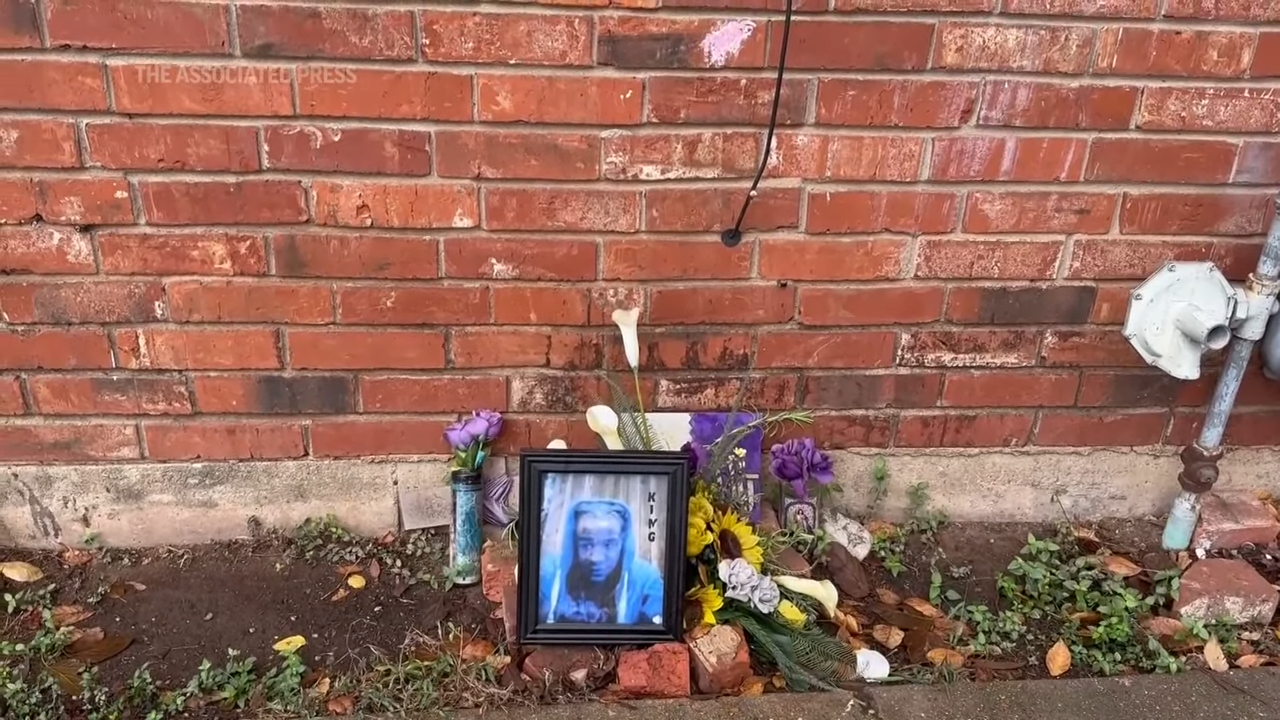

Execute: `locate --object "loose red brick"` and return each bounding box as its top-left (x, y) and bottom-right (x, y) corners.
top-left (39, 178), bottom-right (135, 225)
top-left (817, 79), bottom-right (978, 127)
top-left (803, 373), bottom-right (941, 409)
top-left (800, 287), bottom-right (944, 326)
top-left (361, 376), bottom-right (507, 413)
top-left (1254, 33), bottom-right (1280, 77)
top-left (899, 330), bottom-right (1040, 367)
top-left (167, 280), bottom-right (331, 324)
top-left (426, 11), bottom-right (591, 65)
top-left (0, 424), bottom-right (140, 461)
top-left (1036, 411), bottom-right (1167, 446)
top-left (452, 329), bottom-right (552, 369)
top-left (238, 4), bottom-right (414, 60)
top-left (895, 412), bottom-right (1034, 448)
top-left (485, 188), bottom-right (639, 232)
top-left (1040, 329), bottom-right (1145, 367)
top-left (769, 20), bottom-right (932, 70)
top-left (929, 137), bottom-right (1086, 182)
top-left (0, 179), bottom-right (36, 223)
top-left (288, 330), bottom-right (446, 370)
top-left (86, 122), bottom-right (258, 172)
top-left (140, 180), bottom-right (306, 225)
top-left (965, 192), bottom-right (1115, 234)
top-left (0, 0), bottom-right (39, 48)
top-left (312, 419), bottom-right (451, 457)
top-left (1077, 371), bottom-right (1202, 408)
top-left (599, 16), bottom-right (763, 69)
top-left (298, 69), bottom-right (472, 121)
top-left (0, 59), bottom-right (107, 111)
top-left (603, 239), bottom-right (752, 280)
top-left (1068, 239), bottom-right (1214, 279)
top-left (1120, 193), bottom-right (1273, 235)
top-left (646, 187), bottom-right (799, 232)
top-left (1163, 0), bottom-right (1280, 21)
top-left (1086, 139), bottom-right (1237, 183)
top-left (915, 239), bottom-right (1063, 280)
top-left (979, 81), bottom-right (1139, 129)
top-left (1235, 142), bottom-right (1280, 184)
top-left (946, 286), bottom-right (1098, 325)
top-left (193, 374), bottom-right (354, 414)
top-left (443, 237), bottom-right (595, 281)
top-left (47, 0), bottom-right (227, 53)
top-left (825, 136), bottom-right (925, 181)
top-left (110, 63), bottom-right (293, 116)
top-left (98, 231), bottom-right (267, 276)
top-left (1140, 88), bottom-right (1280, 132)
top-left (0, 329), bottom-right (113, 369)
top-left (0, 375), bottom-right (21, 415)
top-left (314, 182), bottom-right (478, 229)
top-left (942, 371), bottom-right (1078, 407)
top-left (144, 422), bottom-right (305, 460)
top-left (757, 331), bottom-right (896, 369)
top-left (2, 225), bottom-right (95, 274)
top-left (761, 239), bottom-right (906, 281)
top-left (1090, 285), bottom-right (1132, 324)
top-left (1003, 0), bottom-right (1157, 15)
top-left (834, 0), bottom-right (994, 8)
top-left (0, 119), bottom-right (79, 168)
top-left (0, 281), bottom-right (165, 323)
top-left (1095, 28), bottom-right (1254, 78)
top-left (479, 75), bottom-right (641, 125)
top-left (264, 126), bottom-right (430, 175)
top-left (603, 131), bottom-right (759, 180)
top-left (116, 329), bottom-right (282, 370)
top-left (337, 286), bottom-right (489, 325)
top-left (650, 286), bottom-right (794, 325)
top-left (933, 23), bottom-right (1094, 73)
top-left (437, 130), bottom-right (598, 180)
top-left (649, 77), bottom-right (809, 125)
top-left (611, 331), bottom-right (752, 371)
top-left (492, 287), bottom-right (588, 326)
top-left (656, 376), bottom-right (797, 411)
top-left (273, 233), bottom-right (438, 280)
top-left (29, 375), bottom-right (191, 415)
top-left (807, 191), bottom-right (958, 234)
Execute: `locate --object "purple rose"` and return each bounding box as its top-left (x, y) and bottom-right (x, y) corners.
top-left (770, 449), bottom-right (805, 483)
top-left (769, 437), bottom-right (834, 499)
top-left (474, 409), bottom-right (504, 442)
top-left (444, 419), bottom-right (475, 452)
top-left (462, 414), bottom-right (488, 444)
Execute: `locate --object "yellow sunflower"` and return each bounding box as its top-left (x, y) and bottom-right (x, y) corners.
top-left (711, 508), bottom-right (764, 570)
top-left (776, 600), bottom-right (807, 628)
top-left (687, 494), bottom-right (716, 557)
top-left (687, 585), bottom-right (723, 627)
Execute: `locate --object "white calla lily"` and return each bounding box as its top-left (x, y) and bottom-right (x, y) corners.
top-left (546, 439), bottom-right (568, 449)
top-left (586, 405), bottom-right (624, 450)
top-left (611, 308), bottom-right (641, 371)
top-left (773, 576), bottom-right (839, 618)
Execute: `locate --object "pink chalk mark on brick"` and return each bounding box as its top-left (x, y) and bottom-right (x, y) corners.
top-left (701, 20), bottom-right (756, 68)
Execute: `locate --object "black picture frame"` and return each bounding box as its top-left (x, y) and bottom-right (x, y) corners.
top-left (517, 449), bottom-right (690, 646)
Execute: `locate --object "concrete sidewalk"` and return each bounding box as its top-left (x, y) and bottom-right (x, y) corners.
top-left (461, 669), bottom-right (1280, 720)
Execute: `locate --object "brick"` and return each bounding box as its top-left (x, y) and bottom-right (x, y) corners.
top-left (612, 332), bottom-right (752, 371)
top-left (760, 239), bottom-right (906, 281)
top-left (0, 424), bottom-right (139, 461)
top-left (933, 23), bottom-right (1094, 73)
top-left (87, 122), bottom-right (258, 172)
top-left (492, 287), bottom-right (586, 326)
top-left (2, 225), bottom-right (94, 274)
top-left (1176, 558), bottom-right (1280, 626)
top-left (0, 376), bottom-right (21, 415)
top-left (426, 11), bottom-right (591, 65)
top-left (835, 0), bottom-right (994, 8)
top-left (1040, 329), bottom-right (1145, 367)
top-left (603, 131), bottom-right (759, 180)
top-left (1095, 28), bottom-right (1254, 78)
top-left (510, 374), bottom-right (602, 413)
top-left (116, 329), bottom-right (282, 370)
top-left (452, 329), bottom-right (551, 369)
top-left (757, 331), bottom-right (896, 369)
top-left (0, 0), bottom-right (39, 48)
top-left (437, 130), bottom-right (598, 180)
top-left (895, 412), bottom-right (1034, 448)
top-left (274, 234), bottom-right (437, 280)
top-left (1077, 371), bottom-right (1194, 407)
top-left (110, 63), bottom-right (293, 116)
top-left (1068, 239), bottom-right (1214, 279)
top-left (288, 330), bottom-right (446, 370)
top-left (485, 188), bottom-right (639, 232)
top-left (0, 329), bottom-right (113, 369)
top-left (144, 422), bottom-right (305, 460)
top-left (263, 126), bottom-right (430, 175)
top-left (899, 330), bottom-right (1039, 367)
top-left (337, 286), bottom-right (489, 324)
top-left (478, 75), bottom-right (642, 125)
top-left (1036, 410), bottom-right (1167, 446)
top-left (140, 180), bottom-right (307, 225)
top-left (443, 237), bottom-right (595, 281)
top-left (825, 137), bottom-right (924, 181)
top-left (646, 188), bottom-right (799, 232)
top-left (194, 374), bottom-right (354, 414)
top-left (1235, 142), bottom-right (1280, 184)
top-left (0, 281), bottom-right (165, 323)
top-left (946, 286), bottom-right (1098, 325)
top-left (599, 17), bottom-right (765, 69)
top-left (1089, 286), bottom-right (1131, 324)
top-left (1254, 33), bottom-right (1280, 77)
top-left (47, 0), bottom-right (227, 53)
top-left (360, 376), bottom-right (507, 413)
top-left (314, 182), bottom-right (478, 229)
top-left (1086, 139), bottom-right (1236, 184)
top-left (800, 287), bottom-right (944, 326)
top-left (590, 286), bottom-right (645, 326)
top-left (1163, 0), bottom-right (1280, 21)
top-left (655, 376), bottom-right (797, 411)
top-left (603, 239), bottom-right (752, 280)
top-left (311, 419), bottom-right (451, 458)
top-left (0, 59), bottom-right (106, 111)
top-left (0, 178), bottom-right (36, 223)
top-left (979, 81), bottom-right (1138, 129)
top-left (807, 191), bottom-right (957, 234)
top-left (0, 119), bottom-right (79, 168)
top-left (942, 371), bottom-right (1078, 408)
top-left (29, 375), bottom-right (191, 415)
top-left (1120, 193), bottom-right (1273, 235)
top-left (1140, 88), bottom-right (1280, 132)
top-left (662, 0), bottom-right (825, 8)
top-left (1170, 410), bottom-right (1280, 446)
top-left (39, 178), bottom-right (134, 225)
top-left (168, 280), bottom-right (333, 324)
top-left (769, 20), bottom-right (932, 70)
top-left (817, 79), bottom-right (978, 127)
top-left (238, 4), bottom-right (414, 59)
top-left (803, 373), bottom-right (941, 409)
top-left (929, 137), bottom-right (1085, 182)
top-left (1002, 0), bottom-right (1157, 15)
top-left (650, 286), bottom-right (794, 325)
top-left (790, 415), bottom-right (893, 449)
top-left (649, 77), bottom-right (808, 125)
top-left (965, 192), bottom-right (1115, 234)
top-left (1192, 493), bottom-right (1280, 551)
top-left (99, 231), bottom-right (266, 276)
top-left (298, 69), bottom-right (472, 121)
top-left (915, 239), bottom-right (1062, 280)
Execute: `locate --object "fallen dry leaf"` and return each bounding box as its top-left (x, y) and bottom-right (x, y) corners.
top-left (126, 581), bottom-right (146, 592)
top-left (489, 654), bottom-right (512, 672)
top-left (1046, 640), bottom-right (1072, 677)
top-left (872, 624), bottom-right (905, 650)
top-left (1238, 641), bottom-right (1256, 657)
top-left (0, 561), bottom-right (44, 583)
top-left (1236, 654), bottom-right (1270, 668)
top-left (273, 635), bottom-right (308, 654)
top-left (904, 597), bottom-right (942, 618)
top-left (904, 628), bottom-right (947, 664)
top-left (1204, 636), bottom-right (1229, 672)
top-left (1175, 552), bottom-right (1193, 570)
top-left (770, 674), bottom-right (786, 689)
top-left (330, 587), bottom-right (350, 602)
top-left (44, 658), bottom-right (86, 694)
top-left (871, 603), bottom-right (934, 631)
top-left (1241, 630), bottom-right (1262, 642)
top-left (1142, 616), bottom-right (1186, 637)
top-left (460, 639), bottom-right (496, 664)
top-left (310, 676), bottom-right (331, 698)
top-left (377, 530), bottom-right (397, 546)
top-left (875, 587), bottom-right (902, 606)
top-left (51, 605), bottom-right (95, 628)
top-left (67, 627), bottom-right (104, 645)
top-left (867, 520), bottom-right (898, 538)
top-left (927, 648), bottom-right (964, 669)
top-left (66, 633), bottom-right (132, 664)
top-left (346, 574), bottom-right (367, 590)
top-left (739, 676), bottom-right (766, 696)
top-left (336, 563), bottom-right (362, 577)
top-left (1072, 526), bottom-right (1104, 553)
top-left (326, 695), bottom-right (356, 716)
top-left (1069, 611), bottom-right (1103, 626)
top-left (1101, 555), bottom-right (1142, 578)
top-left (58, 547), bottom-right (94, 567)
top-left (368, 559), bottom-right (381, 580)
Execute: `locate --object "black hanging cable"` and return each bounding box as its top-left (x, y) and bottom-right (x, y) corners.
top-left (720, 0), bottom-right (795, 248)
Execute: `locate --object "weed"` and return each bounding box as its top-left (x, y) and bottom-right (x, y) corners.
top-left (868, 456), bottom-right (889, 515)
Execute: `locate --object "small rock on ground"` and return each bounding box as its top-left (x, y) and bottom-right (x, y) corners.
top-left (1174, 558), bottom-right (1279, 625)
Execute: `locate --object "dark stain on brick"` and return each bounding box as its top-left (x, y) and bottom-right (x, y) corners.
top-left (803, 374), bottom-right (940, 409)
top-left (717, 341), bottom-right (752, 370)
top-left (255, 375), bottom-right (353, 414)
top-left (975, 287), bottom-right (1097, 324)
top-left (272, 235), bottom-right (307, 276)
top-left (514, 376), bottom-right (591, 413)
top-left (598, 33), bottom-right (697, 68)
top-left (1089, 373), bottom-right (1180, 407)
top-left (1, 0), bottom-right (38, 40)
top-left (555, 334), bottom-right (604, 371)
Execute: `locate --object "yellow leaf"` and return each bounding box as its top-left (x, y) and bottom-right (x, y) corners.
top-left (1102, 555), bottom-right (1142, 578)
top-left (1236, 654), bottom-right (1269, 668)
top-left (346, 574), bottom-right (367, 590)
top-left (0, 561), bottom-right (44, 583)
top-left (904, 598), bottom-right (942, 618)
top-left (770, 674), bottom-right (786, 689)
top-left (1204, 636), bottom-right (1229, 673)
top-left (875, 588), bottom-right (902, 606)
top-left (740, 677), bottom-right (766, 696)
top-left (273, 635), bottom-right (307, 654)
top-left (872, 624), bottom-right (905, 650)
top-left (927, 648), bottom-right (964, 669)
top-left (1045, 640), bottom-right (1072, 677)
top-left (310, 676), bottom-right (331, 698)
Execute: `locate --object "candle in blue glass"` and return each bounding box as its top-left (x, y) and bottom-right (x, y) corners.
top-left (450, 467), bottom-right (482, 586)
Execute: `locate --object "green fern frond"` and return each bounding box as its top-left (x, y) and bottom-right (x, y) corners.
top-left (602, 372), bottom-right (665, 451)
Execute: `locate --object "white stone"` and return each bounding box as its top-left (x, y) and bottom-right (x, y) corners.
top-left (823, 512), bottom-right (872, 561)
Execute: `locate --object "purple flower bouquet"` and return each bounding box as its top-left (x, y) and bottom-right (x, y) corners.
top-left (444, 409), bottom-right (504, 473)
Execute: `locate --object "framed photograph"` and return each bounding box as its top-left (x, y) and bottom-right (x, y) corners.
top-left (517, 450), bottom-right (690, 645)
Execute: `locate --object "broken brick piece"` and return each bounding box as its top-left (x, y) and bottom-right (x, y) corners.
top-left (617, 642), bottom-right (690, 698)
top-left (1174, 558), bottom-right (1279, 625)
top-left (1192, 492), bottom-right (1280, 551)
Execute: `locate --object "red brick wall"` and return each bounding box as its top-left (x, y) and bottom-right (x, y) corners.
top-left (2, 0), bottom-right (1280, 464)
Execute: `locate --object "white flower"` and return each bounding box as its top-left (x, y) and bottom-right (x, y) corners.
top-left (611, 307), bottom-right (641, 371)
top-left (718, 558), bottom-right (760, 602)
top-left (749, 575), bottom-right (781, 614)
top-left (773, 576), bottom-right (839, 618)
top-left (586, 405), bottom-right (623, 450)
